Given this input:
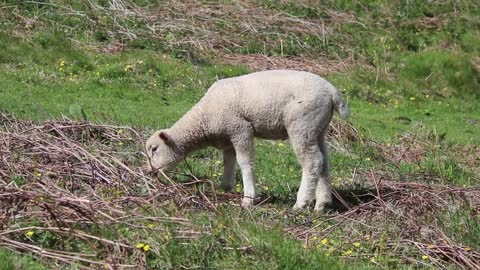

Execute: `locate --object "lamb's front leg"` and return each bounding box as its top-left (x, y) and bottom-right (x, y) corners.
top-left (232, 133), bottom-right (257, 208)
top-left (219, 147), bottom-right (236, 192)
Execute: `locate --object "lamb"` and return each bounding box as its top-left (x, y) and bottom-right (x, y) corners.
top-left (145, 69), bottom-right (350, 212)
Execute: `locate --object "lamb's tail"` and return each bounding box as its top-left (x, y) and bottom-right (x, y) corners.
top-left (329, 85), bottom-right (350, 119)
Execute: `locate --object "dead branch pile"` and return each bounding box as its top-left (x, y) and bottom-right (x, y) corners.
top-left (0, 113), bottom-right (216, 269)
top-left (296, 170), bottom-right (480, 269)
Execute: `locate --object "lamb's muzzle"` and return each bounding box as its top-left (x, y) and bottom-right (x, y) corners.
top-left (145, 69), bottom-right (350, 212)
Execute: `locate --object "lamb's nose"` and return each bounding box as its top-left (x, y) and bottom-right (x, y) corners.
top-left (143, 164), bottom-right (158, 176)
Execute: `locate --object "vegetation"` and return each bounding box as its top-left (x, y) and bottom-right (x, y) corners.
top-left (0, 0), bottom-right (479, 269)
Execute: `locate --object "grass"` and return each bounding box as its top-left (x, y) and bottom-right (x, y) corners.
top-left (0, 249), bottom-right (48, 270)
top-left (0, 0), bottom-right (479, 269)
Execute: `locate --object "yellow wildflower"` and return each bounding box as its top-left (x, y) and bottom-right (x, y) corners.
top-left (421, 255), bottom-right (428, 260)
top-left (143, 244), bottom-right (150, 252)
top-left (464, 247), bottom-right (471, 252)
top-left (147, 223), bottom-right (154, 229)
top-left (26, 231), bottom-right (34, 237)
top-left (342, 249), bottom-right (353, 256)
top-left (353, 242), bottom-right (360, 247)
top-left (136, 243), bottom-right (145, 249)
top-left (320, 238), bottom-right (328, 245)
top-left (263, 186), bottom-right (269, 191)
top-left (277, 143), bottom-right (285, 148)
top-left (117, 129), bottom-right (124, 134)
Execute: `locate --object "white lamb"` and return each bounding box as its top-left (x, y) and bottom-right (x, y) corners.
top-left (145, 69), bottom-right (350, 212)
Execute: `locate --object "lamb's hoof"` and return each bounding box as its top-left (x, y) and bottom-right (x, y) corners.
top-left (241, 197), bottom-right (254, 208)
top-left (292, 201), bottom-right (307, 211)
top-left (313, 204), bottom-right (326, 213)
top-left (314, 201), bottom-right (331, 213)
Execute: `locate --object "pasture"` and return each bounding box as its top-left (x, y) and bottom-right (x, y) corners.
top-left (0, 1), bottom-right (479, 269)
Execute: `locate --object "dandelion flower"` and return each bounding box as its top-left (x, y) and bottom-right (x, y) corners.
top-left (143, 245), bottom-right (150, 252)
top-left (353, 242), bottom-right (360, 247)
top-left (421, 255), bottom-right (428, 260)
top-left (136, 243), bottom-right (145, 249)
top-left (321, 238), bottom-right (328, 245)
top-left (26, 231), bottom-right (34, 237)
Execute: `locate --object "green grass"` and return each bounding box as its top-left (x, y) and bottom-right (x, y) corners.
top-left (0, 249), bottom-right (48, 270)
top-left (1, 0), bottom-right (479, 269)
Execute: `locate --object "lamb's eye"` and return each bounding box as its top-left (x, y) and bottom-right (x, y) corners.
top-left (151, 145), bottom-right (158, 155)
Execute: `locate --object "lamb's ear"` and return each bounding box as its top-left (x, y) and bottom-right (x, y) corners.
top-left (158, 131), bottom-right (173, 145)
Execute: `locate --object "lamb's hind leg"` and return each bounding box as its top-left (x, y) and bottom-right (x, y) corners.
top-left (290, 137), bottom-right (322, 211)
top-left (314, 138), bottom-right (332, 212)
top-left (219, 147), bottom-right (236, 192)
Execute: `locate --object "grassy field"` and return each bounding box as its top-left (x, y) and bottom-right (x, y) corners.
top-left (1, 0), bottom-right (479, 269)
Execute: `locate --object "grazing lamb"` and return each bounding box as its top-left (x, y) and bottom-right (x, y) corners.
top-left (145, 70), bottom-right (350, 212)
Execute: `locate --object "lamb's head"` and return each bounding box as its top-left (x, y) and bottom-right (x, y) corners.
top-left (145, 130), bottom-right (183, 173)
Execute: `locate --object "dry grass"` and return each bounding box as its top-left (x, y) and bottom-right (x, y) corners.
top-left (0, 113), bottom-right (217, 268)
top-left (292, 171), bottom-right (480, 269)
top-left (1, 113), bottom-right (478, 269)
top-left (2, 0), bottom-right (360, 74)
